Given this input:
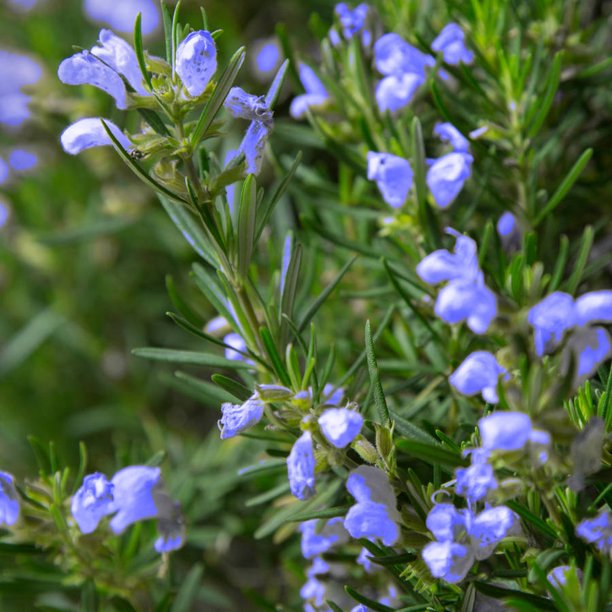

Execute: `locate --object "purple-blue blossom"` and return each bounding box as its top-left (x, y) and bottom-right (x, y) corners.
top-left (287, 431), bottom-right (316, 500)
top-left (423, 540), bottom-right (474, 583)
top-left (426, 503), bottom-right (469, 542)
top-left (449, 351), bottom-right (507, 404)
top-left (60, 118), bottom-right (132, 155)
top-left (8, 149), bottom-right (38, 172)
top-left (0, 50), bottom-right (42, 127)
top-left (223, 332), bottom-right (249, 362)
top-left (576, 510), bottom-right (612, 557)
top-left (176, 31), bottom-right (217, 98)
top-left (71, 472), bottom-right (114, 534)
top-left (218, 395), bottom-right (264, 439)
top-left (367, 151), bottom-right (413, 208)
top-left (455, 462), bottom-right (497, 502)
top-left (84, 0), bottom-right (160, 35)
top-left (300, 517), bottom-right (348, 559)
top-left (547, 565), bottom-right (583, 588)
top-left (335, 3), bottom-right (371, 46)
top-left (224, 87), bottom-right (273, 124)
top-left (375, 71), bottom-right (425, 113)
top-left (253, 40), bottom-right (282, 79)
top-left (318, 408), bottom-right (363, 448)
top-left (426, 152), bottom-right (473, 209)
top-left (0, 472), bottom-right (20, 527)
top-left (434, 122), bottom-right (471, 153)
top-left (432, 23), bottom-right (474, 65)
top-left (478, 412), bottom-right (533, 452)
top-left (290, 63), bottom-right (330, 119)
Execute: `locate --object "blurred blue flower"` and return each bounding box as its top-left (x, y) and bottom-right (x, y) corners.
top-left (576, 510), bottom-right (612, 556)
top-left (253, 40), bottom-right (282, 79)
top-left (224, 87), bottom-right (273, 124)
top-left (422, 540), bottom-right (474, 583)
top-left (426, 152), bottom-right (473, 209)
top-left (335, 3), bottom-right (370, 45)
top-left (346, 465), bottom-right (397, 508)
top-left (9, 149), bottom-right (38, 172)
top-left (109, 466), bottom-right (162, 534)
top-left (223, 332), bottom-right (249, 362)
top-left (567, 327), bottom-right (611, 382)
top-left (469, 506), bottom-right (520, 560)
top-left (434, 122), bottom-right (470, 153)
top-left (455, 462), bottom-right (497, 502)
top-left (300, 517), bottom-right (348, 559)
top-left (91, 29), bottom-right (149, 95)
top-left (478, 412), bottom-right (533, 452)
top-left (318, 408), bottom-right (363, 448)
top-left (290, 63), bottom-right (330, 119)
top-left (375, 72), bottom-right (425, 114)
top-left (528, 292), bottom-right (576, 357)
top-left (449, 351), bottom-right (507, 404)
top-left (60, 118), bottom-right (133, 155)
top-left (575, 290), bottom-right (612, 326)
top-left (374, 33), bottom-right (434, 77)
top-left (218, 395), bottom-right (264, 439)
top-left (425, 503), bottom-right (469, 542)
top-left (356, 547), bottom-right (379, 573)
top-left (287, 431), bottom-right (316, 500)
top-left (344, 500), bottom-right (400, 545)
top-left (0, 472), bottom-right (20, 527)
top-left (322, 383), bottom-right (345, 407)
top-left (176, 31), bottom-right (217, 98)
top-left (0, 50), bottom-right (42, 127)
top-left (152, 487), bottom-right (186, 553)
top-left (547, 565), bottom-right (583, 588)
top-left (84, 0), bottom-right (160, 35)
top-left (367, 151), bottom-right (413, 208)
top-left (0, 159), bottom-right (9, 185)
top-left (432, 23), bottom-right (474, 65)
top-left (71, 473), bottom-right (114, 534)
top-left (497, 211), bottom-right (516, 238)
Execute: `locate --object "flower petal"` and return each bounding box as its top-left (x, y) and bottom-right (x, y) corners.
top-left (176, 31), bottom-right (217, 97)
top-left (287, 431), bottom-right (316, 500)
top-left (60, 118), bottom-right (132, 155)
top-left (318, 408), bottom-right (363, 448)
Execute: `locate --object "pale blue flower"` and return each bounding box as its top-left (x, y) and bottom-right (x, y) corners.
top-left (0, 472), bottom-right (20, 527)
top-left (218, 395), bottom-right (264, 439)
top-left (425, 503), bottom-right (469, 542)
top-left (432, 23), bottom-right (474, 65)
top-left (426, 152), bottom-right (473, 209)
top-left (478, 412), bottom-right (533, 452)
top-left (375, 72), bottom-right (425, 114)
top-left (8, 149), bottom-right (38, 172)
top-left (91, 29), bottom-right (148, 95)
top-left (253, 40), bottom-right (282, 78)
top-left (344, 500), bottom-right (400, 545)
top-left (322, 383), bottom-right (344, 407)
top-left (300, 517), bottom-right (348, 559)
top-left (367, 151), bottom-right (413, 208)
top-left (422, 540), bottom-right (474, 583)
top-left (576, 510), bottom-right (612, 557)
top-left (60, 118), bottom-right (132, 155)
top-left (469, 506), bottom-right (520, 560)
top-left (58, 50), bottom-right (129, 109)
top-left (71, 473), bottom-right (114, 534)
top-left (356, 547), bottom-right (379, 573)
top-left (575, 290), bottom-right (612, 326)
top-left (223, 332), bottom-right (249, 362)
top-left (318, 408), bottom-right (363, 448)
top-left (346, 466), bottom-right (397, 508)
top-left (109, 466), bottom-right (162, 533)
top-left (335, 3), bottom-right (370, 45)
top-left (84, 0), bottom-right (160, 35)
top-left (239, 121), bottom-right (271, 174)
top-left (176, 31), bottom-right (217, 98)
top-left (280, 233), bottom-right (293, 296)
top-left (224, 87), bottom-right (273, 124)
top-left (497, 212), bottom-right (516, 237)
top-left (416, 231), bottom-right (478, 284)
top-left (567, 327), bottom-right (611, 381)
top-left (449, 351), bottom-right (506, 404)
top-left (373, 33), bottom-right (434, 77)
top-left (455, 462), bottom-right (497, 502)
top-left (528, 292), bottom-right (576, 356)
top-left (0, 50), bottom-right (42, 127)
top-left (287, 431), bottom-right (316, 500)
top-left (547, 565), bottom-right (583, 588)
top-left (434, 122), bottom-right (470, 153)
top-left (153, 487), bottom-right (185, 553)
top-left (290, 63), bottom-right (330, 120)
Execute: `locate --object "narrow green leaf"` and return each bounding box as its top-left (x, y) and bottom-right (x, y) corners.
top-left (191, 47), bottom-right (246, 147)
top-left (170, 0), bottom-right (182, 74)
top-left (527, 52), bottom-right (562, 139)
top-left (298, 256), bottom-right (357, 333)
top-left (165, 276), bottom-right (202, 327)
top-left (389, 410), bottom-right (437, 444)
top-left (473, 582), bottom-right (555, 610)
top-left (246, 482), bottom-right (291, 507)
top-left (171, 563), bottom-right (204, 612)
top-left (160, 1), bottom-right (173, 63)
top-left (211, 373), bottom-right (253, 401)
top-left (365, 320), bottom-right (391, 425)
top-left (137, 108), bottom-right (170, 136)
top-left (345, 586), bottom-right (395, 612)
top-left (133, 13), bottom-right (153, 89)
top-left (260, 327), bottom-right (292, 387)
top-left (534, 149), bottom-right (592, 226)
top-left (132, 347), bottom-right (254, 369)
top-left (265, 59), bottom-right (289, 109)
top-left (237, 175), bottom-right (257, 278)
top-left (548, 235), bottom-right (569, 291)
top-left (174, 371), bottom-right (239, 404)
top-left (395, 439), bottom-right (467, 467)
top-left (565, 225), bottom-right (594, 294)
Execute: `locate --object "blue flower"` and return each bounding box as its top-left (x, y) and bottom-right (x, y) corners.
top-left (287, 431), bottom-right (316, 500)
top-left (223, 332), bottom-right (250, 363)
top-left (374, 33), bottom-right (434, 77)
top-left (574, 290), bottom-right (612, 326)
top-left (567, 327), bottom-right (611, 381)
top-left (426, 152), bottom-right (473, 209)
top-left (60, 118), bottom-right (133, 155)
top-left (224, 87), bottom-right (273, 124)
top-left (344, 500), bottom-right (400, 545)
top-left (300, 517), bottom-right (348, 559)
top-left (321, 383), bottom-right (345, 407)
top-left (109, 466), bottom-right (162, 533)
top-left (356, 547), bottom-right (379, 573)
top-left (425, 503), bottom-right (469, 542)
top-left (469, 506), bottom-right (520, 560)
top-left (576, 510), bottom-right (612, 557)
top-left (346, 466), bottom-right (397, 508)
top-left (497, 211), bottom-right (516, 238)
top-left (434, 122), bottom-right (471, 153)
top-left (417, 230), bottom-right (497, 334)
top-left (218, 395), bottom-right (264, 439)
top-left (239, 120), bottom-right (271, 174)
top-left (478, 412), bottom-right (533, 452)
top-left (91, 29), bottom-right (149, 95)
top-left (318, 408), bottom-right (363, 448)
top-left (71, 473), bottom-right (114, 534)
top-left (9, 149), bottom-right (38, 172)
top-left (375, 72), bottom-right (425, 114)
top-left (455, 462), bottom-right (497, 502)
top-left (422, 540), bottom-right (474, 583)
top-left (0, 472), bottom-right (20, 527)
top-left (84, 0), bottom-right (160, 35)
top-left (290, 63), bottom-right (330, 119)
top-left (449, 351), bottom-right (507, 404)
top-left (367, 152), bottom-right (413, 208)
top-left (528, 292), bottom-right (576, 356)
top-left (176, 31), bottom-right (217, 98)
top-left (431, 23), bottom-right (474, 65)
top-left (547, 565), bottom-right (583, 588)
top-left (335, 3), bottom-right (370, 45)
top-left (153, 487), bottom-right (186, 553)
top-left (0, 50), bottom-right (42, 127)
top-left (252, 39), bottom-right (282, 79)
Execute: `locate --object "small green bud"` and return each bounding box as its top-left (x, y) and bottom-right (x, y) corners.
top-left (351, 437), bottom-right (378, 464)
top-left (255, 384), bottom-right (294, 402)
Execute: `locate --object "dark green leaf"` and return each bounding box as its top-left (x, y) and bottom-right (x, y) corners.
top-left (365, 320), bottom-right (391, 425)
